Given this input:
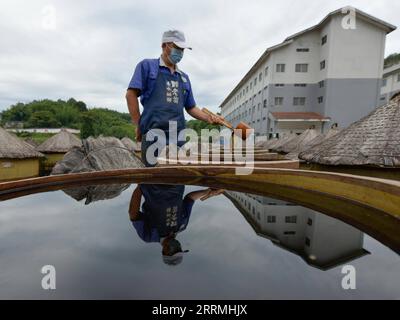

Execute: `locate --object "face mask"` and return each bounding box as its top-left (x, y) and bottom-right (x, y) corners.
top-left (168, 46), bottom-right (184, 64)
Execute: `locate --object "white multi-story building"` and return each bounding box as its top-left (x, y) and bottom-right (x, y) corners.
top-left (226, 191), bottom-right (369, 270)
top-left (380, 63), bottom-right (400, 104)
top-left (219, 7), bottom-right (396, 137)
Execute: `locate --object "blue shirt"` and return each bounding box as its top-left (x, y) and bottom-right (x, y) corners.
top-left (128, 57), bottom-right (196, 109)
top-left (132, 184), bottom-right (195, 243)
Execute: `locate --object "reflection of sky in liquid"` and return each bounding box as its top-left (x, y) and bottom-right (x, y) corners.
top-left (0, 183), bottom-right (399, 299)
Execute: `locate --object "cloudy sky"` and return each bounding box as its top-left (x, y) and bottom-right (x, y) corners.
top-left (0, 0), bottom-right (399, 117)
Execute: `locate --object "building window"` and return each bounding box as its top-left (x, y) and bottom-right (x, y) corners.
top-left (318, 96), bottom-right (324, 104)
top-left (275, 83), bottom-right (285, 87)
top-left (320, 60), bottom-right (326, 70)
top-left (319, 80), bottom-right (325, 88)
top-left (307, 218), bottom-right (313, 226)
top-left (296, 48), bottom-right (310, 52)
top-left (285, 216), bottom-right (297, 223)
top-left (321, 35), bottom-right (327, 45)
top-left (382, 78), bottom-right (387, 87)
top-left (275, 97), bottom-right (284, 106)
top-left (293, 97), bottom-right (306, 106)
top-left (267, 215), bottom-right (276, 223)
top-left (246, 86), bottom-right (249, 92)
top-left (284, 231), bottom-right (296, 235)
top-left (397, 73), bottom-right (400, 82)
top-left (263, 99), bottom-right (267, 108)
top-left (265, 67), bottom-right (269, 76)
top-left (294, 83), bottom-right (307, 87)
top-left (259, 73), bottom-right (262, 81)
top-left (276, 64), bottom-right (286, 72)
top-left (305, 237), bottom-right (311, 247)
top-left (254, 78), bottom-right (257, 86)
top-left (295, 63), bottom-right (308, 73)
top-left (263, 117), bottom-right (266, 120)
top-left (250, 82), bottom-right (252, 89)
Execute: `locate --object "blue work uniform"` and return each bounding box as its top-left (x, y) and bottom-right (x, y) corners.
top-left (132, 184), bottom-right (195, 243)
top-left (128, 58), bottom-right (196, 166)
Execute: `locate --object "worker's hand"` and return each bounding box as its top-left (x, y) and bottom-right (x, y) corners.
top-left (135, 126), bottom-right (142, 142)
top-left (200, 188), bottom-right (225, 201)
top-left (206, 113), bottom-right (225, 125)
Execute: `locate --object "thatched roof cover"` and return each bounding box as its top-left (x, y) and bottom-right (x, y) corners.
top-left (277, 128), bottom-right (320, 154)
top-left (121, 137), bottom-right (141, 152)
top-left (298, 95), bottom-right (400, 167)
top-left (285, 126), bottom-right (340, 160)
top-left (255, 138), bottom-right (278, 149)
top-left (0, 127), bottom-right (44, 159)
top-left (36, 128), bottom-right (82, 153)
top-left (269, 133), bottom-right (297, 151)
top-left (24, 137), bottom-right (39, 147)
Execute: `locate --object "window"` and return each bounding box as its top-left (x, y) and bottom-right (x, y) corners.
top-left (320, 60), bottom-right (326, 70)
top-left (293, 97), bottom-right (306, 106)
top-left (307, 218), bottom-right (313, 226)
top-left (275, 83), bottom-right (285, 87)
top-left (284, 231), bottom-right (296, 235)
top-left (295, 63), bottom-right (308, 73)
top-left (294, 83), bottom-right (307, 87)
top-left (319, 80), bottom-right (325, 88)
top-left (296, 48), bottom-right (310, 52)
top-left (382, 78), bottom-right (387, 87)
top-left (263, 117), bottom-right (266, 120)
top-left (254, 78), bottom-right (257, 86)
top-left (318, 96), bottom-right (324, 104)
top-left (267, 216), bottom-right (276, 223)
top-left (265, 67), bottom-right (269, 76)
top-left (305, 237), bottom-right (311, 247)
top-left (321, 35), bottom-right (327, 45)
top-left (275, 97), bottom-right (284, 106)
top-left (276, 64), bottom-right (286, 72)
top-left (285, 216), bottom-right (297, 223)
top-left (263, 99), bottom-right (267, 108)
top-left (397, 73), bottom-right (400, 82)
top-left (246, 86), bottom-right (249, 92)
top-left (250, 82), bottom-right (252, 89)
top-left (259, 73), bottom-right (262, 81)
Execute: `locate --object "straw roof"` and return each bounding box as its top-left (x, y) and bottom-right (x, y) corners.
top-left (277, 128), bottom-right (320, 154)
top-left (285, 126), bottom-right (340, 160)
top-left (0, 126), bottom-right (44, 159)
top-left (298, 95), bottom-right (400, 167)
top-left (36, 128), bottom-right (82, 153)
top-left (121, 137), bottom-right (141, 152)
top-left (24, 137), bottom-right (39, 147)
top-left (269, 133), bottom-right (297, 152)
top-left (255, 138), bottom-right (278, 149)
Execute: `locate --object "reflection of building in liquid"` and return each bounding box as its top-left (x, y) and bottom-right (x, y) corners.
top-left (226, 191), bottom-right (369, 270)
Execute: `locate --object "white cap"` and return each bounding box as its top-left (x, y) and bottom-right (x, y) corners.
top-left (162, 30), bottom-right (192, 50)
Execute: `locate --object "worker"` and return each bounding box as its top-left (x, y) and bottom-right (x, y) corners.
top-left (126, 29), bottom-right (223, 166)
top-left (129, 184), bottom-right (224, 265)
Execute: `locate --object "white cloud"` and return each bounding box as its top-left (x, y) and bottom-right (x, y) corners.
top-left (0, 0), bottom-right (399, 117)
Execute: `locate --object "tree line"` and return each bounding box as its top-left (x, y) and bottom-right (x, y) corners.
top-left (0, 98), bottom-right (218, 140)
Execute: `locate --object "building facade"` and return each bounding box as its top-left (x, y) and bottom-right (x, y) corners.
top-left (219, 7), bottom-right (396, 137)
top-left (226, 191), bottom-right (369, 270)
top-left (380, 63), bottom-right (400, 104)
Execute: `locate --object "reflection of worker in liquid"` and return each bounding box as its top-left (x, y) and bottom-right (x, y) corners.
top-left (128, 184), bottom-right (224, 265)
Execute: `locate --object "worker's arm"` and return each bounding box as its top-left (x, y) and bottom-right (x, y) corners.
top-left (126, 89), bottom-right (142, 141)
top-left (186, 106), bottom-right (224, 125)
top-left (185, 188), bottom-right (225, 201)
top-left (128, 185), bottom-right (142, 221)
